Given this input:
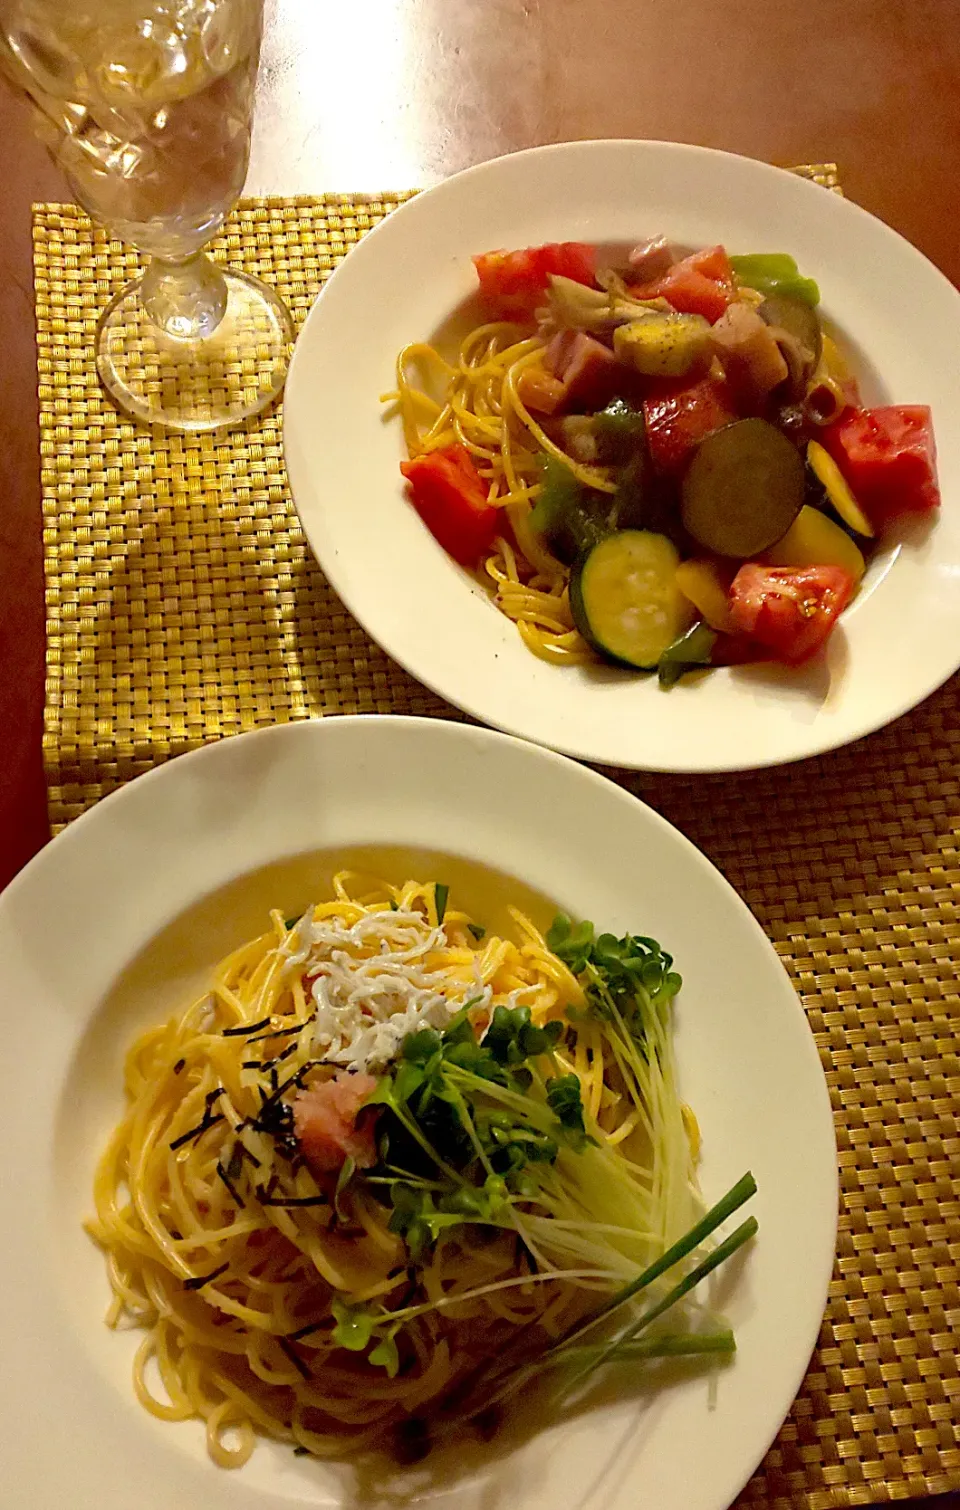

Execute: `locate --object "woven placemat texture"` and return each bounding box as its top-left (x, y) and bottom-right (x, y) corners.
top-left (36, 167), bottom-right (959, 1509)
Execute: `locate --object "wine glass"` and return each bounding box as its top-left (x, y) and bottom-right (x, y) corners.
top-left (0, 0), bottom-right (293, 432)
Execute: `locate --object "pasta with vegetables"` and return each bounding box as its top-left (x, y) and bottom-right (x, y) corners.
top-left (385, 239), bottom-right (939, 682)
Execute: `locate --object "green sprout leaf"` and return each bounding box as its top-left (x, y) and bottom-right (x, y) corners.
top-left (330, 1296), bottom-right (377, 1352)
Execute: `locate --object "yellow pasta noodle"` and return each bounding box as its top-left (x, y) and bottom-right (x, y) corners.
top-left (87, 874), bottom-right (706, 1468)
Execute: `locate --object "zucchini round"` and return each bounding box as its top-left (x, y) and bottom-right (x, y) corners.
top-left (570, 530), bottom-right (693, 669)
top-left (680, 418), bottom-right (805, 558)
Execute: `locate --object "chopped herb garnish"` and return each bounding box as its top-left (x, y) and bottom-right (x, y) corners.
top-left (221, 1017), bottom-right (272, 1038)
top-left (172, 1058), bottom-right (186, 1075)
top-left (183, 1261), bottom-right (230, 1291)
top-left (435, 883), bottom-right (449, 923)
top-left (467, 923), bottom-right (486, 941)
top-left (278, 1338), bottom-right (312, 1380)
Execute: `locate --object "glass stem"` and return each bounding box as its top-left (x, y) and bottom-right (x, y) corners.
top-left (139, 251), bottom-right (228, 340)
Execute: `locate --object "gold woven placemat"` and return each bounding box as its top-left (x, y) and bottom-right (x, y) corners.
top-left (36, 168), bottom-right (960, 1510)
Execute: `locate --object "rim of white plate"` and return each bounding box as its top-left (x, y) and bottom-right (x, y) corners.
top-left (0, 717), bottom-right (837, 1510)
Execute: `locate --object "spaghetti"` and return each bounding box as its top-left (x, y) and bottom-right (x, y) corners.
top-left (387, 325), bottom-right (606, 664)
top-left (88, 873), bottom-right (731, 1468)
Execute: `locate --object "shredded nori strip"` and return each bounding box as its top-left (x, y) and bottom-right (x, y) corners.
top-left (216, 1160), bottom-right (246, 1208)
top-left (251, 1062), bottom-right (317, 1124)
top-left (393, 1418), bottom-right (431, 1465)
top-left (293, 1446), bottom-right (311, 1457)
top-left (169, 1112), bottom-right (224, 1151)
top-left (173, 1058), bottom-right (186, 1075)
top-left (183, 1261), bottom-right (230, 1291)
top-left (257, 1191), bottom-right (327, 1208)
top-left (221, 1017), bottom-right (271, 1038)
top-left (515, 1234), bottom-right (539, 1275)
top-left (243, 1016), bottom-right (315, 1045)
top-left (242, 1040), bottom-right (300, 1072)
top-left (278, 1338), bottom-right (312, 1380)
top-left (471, 1405), bottom-right (503, 1442)
top-left (286, 1321), bottom-right (323, 1342)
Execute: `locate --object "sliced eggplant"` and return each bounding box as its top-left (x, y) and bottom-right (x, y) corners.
top-left (570, 530), bottom-right (693, 669)
top-left (680, 418), bottom-right (805, 559)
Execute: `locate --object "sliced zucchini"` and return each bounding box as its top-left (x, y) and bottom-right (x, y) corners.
top-left (806, 440), bottom-right (874, 537)
top-left (613, 313), bottom-right (711, 378)
top-left (570, 530), bottom-right (694, 669)
top-left (680, 418), bottom-right (805, 558)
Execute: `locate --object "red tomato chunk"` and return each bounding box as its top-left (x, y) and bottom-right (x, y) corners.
top-left (473, 242), bottom-right (597, 309)
top-left (400, 445), bottom-right (500, 565)
top-left (629, 245), bottom-right (735, 324)
top-left (643, 375), bottom-right (738, 474)
top-left (729, 564), bottom-right (855, 664)
top-left (821, 406), bottom-right (939, 527)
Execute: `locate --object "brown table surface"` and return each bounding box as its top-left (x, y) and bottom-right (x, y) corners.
top-left (4, 0), bottom-right (960, 890)
top-left (1, 4), bottom-right (959, 1503)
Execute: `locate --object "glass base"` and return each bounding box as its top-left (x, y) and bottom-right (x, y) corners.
top-left (95, 268), bottom-right (293, 432)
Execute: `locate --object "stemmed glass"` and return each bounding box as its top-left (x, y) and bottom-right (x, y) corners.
top-left (0, 0), bottom-right (292, 432)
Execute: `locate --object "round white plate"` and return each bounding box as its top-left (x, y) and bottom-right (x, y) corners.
top-left (284, 139), bottom-right (960, 772)
top-left (0, 717), bottom-right (835, 1510)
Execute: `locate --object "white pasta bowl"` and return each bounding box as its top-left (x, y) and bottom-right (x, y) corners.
top-left (284, 139), bottom-right (960, 772)
top-left (0, 717), bottom-right (836, 1510)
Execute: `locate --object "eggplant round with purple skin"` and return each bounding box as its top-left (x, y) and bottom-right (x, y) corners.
top-left (680, 418), bottom-right (805, 558)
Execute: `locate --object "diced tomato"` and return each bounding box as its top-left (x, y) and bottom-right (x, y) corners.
top-left (629, 245), bottom-right (735, 323)
top-left (473, 242), bottom-right (597, 310)
top-left (400, 444), bottom-right (500, 565)
top-left (293, 1071), bottom-right (380, 1173)
top-left (820, 406), bottom-right (940, 527)
top-left (643, 375), bottom-right (738, 474)
top-left (729, 564), bottom-right (855, 663)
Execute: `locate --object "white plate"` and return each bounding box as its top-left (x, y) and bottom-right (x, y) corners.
top-left (0, 717), bottom-right (835, 1510)
top-left (284, 139), bottom-right (960, 772)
